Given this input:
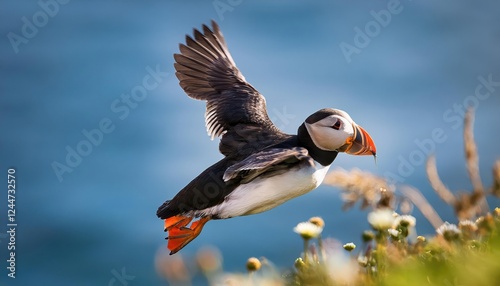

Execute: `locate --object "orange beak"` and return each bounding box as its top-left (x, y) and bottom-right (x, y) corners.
top-left (340, 124), bottom-right (376, 157)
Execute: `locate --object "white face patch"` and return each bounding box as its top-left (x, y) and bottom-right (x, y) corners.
top-left (305, 115), bottom-right (354, 151)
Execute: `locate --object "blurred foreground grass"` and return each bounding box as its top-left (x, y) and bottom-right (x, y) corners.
top-left (156, 109), bottom-right (500, 286)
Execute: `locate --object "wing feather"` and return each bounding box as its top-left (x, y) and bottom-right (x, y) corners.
top-left (223, 147), bottom-right (314, 183)
top-left (174, 21), bottom-right (287, 153)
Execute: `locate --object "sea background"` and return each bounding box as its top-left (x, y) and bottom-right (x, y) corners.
top-left (1, 1), bottom-right (500, 285)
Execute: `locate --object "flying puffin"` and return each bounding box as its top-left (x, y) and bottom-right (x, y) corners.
top-left (157, 21), bottom-right (376, 254)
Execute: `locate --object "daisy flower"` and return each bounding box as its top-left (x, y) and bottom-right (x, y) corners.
top-left (294, 221), bottom-right (323, 240)
top-left (436, 222), bottom-right (461, 241)
top-left (394, 215), bottom-right (416, 228)
top-left (367, 209), bottom-right (395, 231)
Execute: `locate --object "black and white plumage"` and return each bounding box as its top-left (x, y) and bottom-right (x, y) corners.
top-left (157, 21), bottom-right (376, 254)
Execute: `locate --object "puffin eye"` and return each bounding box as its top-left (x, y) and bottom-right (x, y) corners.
top-left (332, 120), bottom-right (341, 130)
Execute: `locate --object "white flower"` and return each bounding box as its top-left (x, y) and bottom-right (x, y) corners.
top-left (387, 228), bottom-right (400, 238)
top-left (293, 221), bottom-right (323, 240)
top-left (458, 220), bottom-right (477, 239)
top-left (394, 215), bottom-right (416, 227)
top-left (367, 209), bottom-right (396, 231)
top-left (458, 220), bottom-right (477, 231)
top-left (436, 222), bottom-right (461, 241)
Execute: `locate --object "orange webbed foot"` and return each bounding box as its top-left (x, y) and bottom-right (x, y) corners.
top-left (164, 215), bottom-right (193, 231)
top-left (165, 216), bottom-right (211, 255)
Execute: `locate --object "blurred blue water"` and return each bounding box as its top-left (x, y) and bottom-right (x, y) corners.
top-left (1, 0), bottom-right (500, 285)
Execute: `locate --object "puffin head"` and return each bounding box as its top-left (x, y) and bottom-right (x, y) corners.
top-left (302, 108), bottom-right (376, 157)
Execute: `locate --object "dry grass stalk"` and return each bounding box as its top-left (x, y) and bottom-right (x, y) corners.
top-left (426, 108), bottom-right (493, 220)
top-left (324, 168), bottom-right (443, 227)
top-left (491, 160), bottom-right (500, 197)
top-left (399, 186), bottom-right (444, 229)
top-left (464, 108), bottom-right (489, 212)
top-left (426, 155), bottom-right (456, 205)
top-left (323, 168), bottom-right (393, 210)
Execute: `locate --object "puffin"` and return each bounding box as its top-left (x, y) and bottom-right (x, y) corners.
top-left (157, 21), bottom-right (376, 254)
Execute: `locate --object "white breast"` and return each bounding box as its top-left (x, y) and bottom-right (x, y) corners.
top-left (197, 161), bottom-right (330, 219)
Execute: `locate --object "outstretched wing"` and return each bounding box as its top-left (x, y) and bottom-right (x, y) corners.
top-left (174, 21), bottom-right (287, 156)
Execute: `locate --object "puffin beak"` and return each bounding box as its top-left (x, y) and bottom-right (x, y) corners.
top-left (340, 124), bottom-right (377, 157)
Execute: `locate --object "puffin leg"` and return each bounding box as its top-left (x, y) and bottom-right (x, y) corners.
top-left (166, 216), bottom-right (211, 255)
